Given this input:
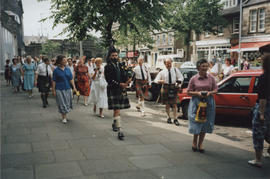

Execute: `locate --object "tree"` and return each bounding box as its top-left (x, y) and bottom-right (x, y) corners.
top-left (114, 24), bottom-right (154, 60)
top-left (39, 0), bottom-right (167, 48)
top-left (165, 0), bottom-right (226, 60)
top-left (41, 40), bottom-right (61, 58)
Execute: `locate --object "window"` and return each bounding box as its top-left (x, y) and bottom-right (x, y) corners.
top-left (205, 31), bottom-right (210, 37)
top-left (156, 35), bottom-right (160, 45)
top-left (223, 0), bottom-right (237, 9)
top-left (218, 26), bottom-right (224, 36)
top-left (218, 77), bottom-right (251, 93)
top-left (163, 34), bottom-right (166, 45)
top-left (258, 9), bottom-right (265, 31)
top-left (233, 17), bottom-right (239, 34)
top-left (168, 34), bottom-right (173, 45)
top-left (250, 10), bottom-right (257, 32)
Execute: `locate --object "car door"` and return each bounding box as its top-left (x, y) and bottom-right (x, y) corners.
top-left (214, 76), bottom-right (253, 116)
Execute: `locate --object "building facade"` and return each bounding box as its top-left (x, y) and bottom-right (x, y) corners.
top-left (0, 0), bottom-right (24, 71)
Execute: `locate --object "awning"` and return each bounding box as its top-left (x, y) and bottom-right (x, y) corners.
top-left (229, 41), bottom-right (270, 52)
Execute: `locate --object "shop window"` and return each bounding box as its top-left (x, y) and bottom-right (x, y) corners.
top-left (250, 10), bottom-right (257, 33)
top-left (258, 9), bottom-right (265, 32)
top-left (233, 17), bottom-right (239, 34)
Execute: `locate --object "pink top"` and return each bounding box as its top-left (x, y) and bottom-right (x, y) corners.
top-left (187, 74), bottom-right (218, 92)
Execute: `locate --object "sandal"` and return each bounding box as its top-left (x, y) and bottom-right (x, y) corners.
top-left (248, 160), bottom-right (262, 168)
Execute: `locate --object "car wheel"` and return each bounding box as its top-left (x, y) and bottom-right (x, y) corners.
top-left (182, 102), bottom-right (189, 120)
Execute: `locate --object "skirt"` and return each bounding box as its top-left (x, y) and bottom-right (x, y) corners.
top-left (76, 80), bottom-right (90, 96)
top-left (107, 88), bottom-right (130, 110)
top-left (56, 89), bottom-right (73, 114)
top-left (135, 79), bottom-right (148, 99)
top-left (24, 74), bottom-right (35, 90)
top-left (252, 101), bottom-right (270, 150)
top-left (161, 84), bottom-right (178, 105)
top-left (88, 80), bottom-right (108, 109)
top-left (188, 96), bottom-right (216, 134)
top-left (37, 75), bottom-right (51, 93)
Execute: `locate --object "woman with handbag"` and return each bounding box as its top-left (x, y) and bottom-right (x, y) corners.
top-left (187, 59), bottom-right (218, 153)
top-left (74, 57), bottom-right (91, 106)
top-left (88, 58), bottom-right (108, 117)
top-left (249, 54), bottom-right (270, 167)
top-left (154, 58), bottom-right (183, 126)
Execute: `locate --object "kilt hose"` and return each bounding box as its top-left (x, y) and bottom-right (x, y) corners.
top-left (135, 79), bottom-right (149, 99)
top-left (107, 88), bottom-right (130, 110)
top-left (161, 84), bottom-right (178, 105)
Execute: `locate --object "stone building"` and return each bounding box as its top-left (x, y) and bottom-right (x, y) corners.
top-left (0, 0), bottom-right (24, 70)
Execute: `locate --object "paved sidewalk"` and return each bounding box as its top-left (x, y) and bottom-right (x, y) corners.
top-left (1, 79), bottom-right (270, 179)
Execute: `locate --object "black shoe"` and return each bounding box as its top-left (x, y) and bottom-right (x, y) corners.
top-left (112, 122), bottom-right (118, 132)
top-left (192, 146), bottom-right (197, 152)
top-left (118, 132), bottom-right (125, 140)
top-left (43, 104), bottom-right (47, 108)
top-left (174, 119), bottom-right (180, 126)
top-left (167, 118), bottom-right (172, 124)
top-left (198, 149), bottom-right (205, 153)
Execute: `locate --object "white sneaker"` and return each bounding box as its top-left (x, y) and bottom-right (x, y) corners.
top-left (62, 118), bottom-right (67, 124)
top-left (141, 111), bottom-right (145, 117)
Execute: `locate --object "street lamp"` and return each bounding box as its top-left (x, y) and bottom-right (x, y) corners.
top-left (238, 0), bottom-right (243, 70)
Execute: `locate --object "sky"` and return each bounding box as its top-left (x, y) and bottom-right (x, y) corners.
top-left (22, 0), bottom-right (67, 39)
top-left (22, 0), bottom-right (100, 39)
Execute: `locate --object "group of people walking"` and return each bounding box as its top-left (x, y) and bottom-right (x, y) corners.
top-left (4, 48), bottom-right (270, 167)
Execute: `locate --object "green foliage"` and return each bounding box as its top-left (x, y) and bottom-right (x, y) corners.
top-left (114, 24), bottom-right (154, 50)
top-left (166, 0), bottom-right (226, 44)
top-left (40, 0), bottom-right (168, 48)
top-left (41, 40), bottom-right (61, 57)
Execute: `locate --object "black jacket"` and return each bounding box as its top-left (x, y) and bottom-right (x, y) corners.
top-left (104, 61), bottom-right (128, 90)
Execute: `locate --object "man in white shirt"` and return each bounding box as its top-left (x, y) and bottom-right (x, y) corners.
top-left (67, 57), bottom-right (75, 78)
top-left (133, 56), bottom-right (152, 116)
top-left (154, 58), bottom-right (184, 126)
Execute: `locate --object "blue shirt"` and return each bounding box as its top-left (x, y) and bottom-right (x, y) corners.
top-left (53, 67), bottom-right (73, 90)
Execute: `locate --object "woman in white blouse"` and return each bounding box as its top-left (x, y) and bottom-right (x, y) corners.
top-left (221, 58), bottom-right (235, 79)
top-left (88, 58), bottom-right (108, 117)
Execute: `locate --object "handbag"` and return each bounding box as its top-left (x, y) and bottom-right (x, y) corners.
top-left (195, 92), bottom-right (208, 123)
top-left (100, 77), bottom-right (108, 89)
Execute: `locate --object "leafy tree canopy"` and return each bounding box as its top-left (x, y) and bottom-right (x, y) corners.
top-left (41, 40), bottom-right (61, 57)
top-left (39, 0), bottom-right (168, 48)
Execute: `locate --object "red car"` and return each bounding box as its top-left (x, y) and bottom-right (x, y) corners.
top-left (178, 70), bottom-right (263, 119)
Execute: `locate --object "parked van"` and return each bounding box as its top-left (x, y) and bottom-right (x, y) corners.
top-left (155, 54), bottom-right (184, 70)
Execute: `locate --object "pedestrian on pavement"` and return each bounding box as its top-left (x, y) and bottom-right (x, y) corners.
top-left (22, 56), bottom-right (36, 98)
top-left (133, 56), bottom-right (152, 116)
top-left (104, 46), bottom-right (131, 140)
top-left (4, 59), bottom-right (11, 86)
top-left (52, 55), bottom-right (77, 124)
top-left (154, 58), bottom-right (183, 126)
top-left (249, 54), bottom-right (270, 167)
top-left (10, 58), bottom-right (22, 92)
top-left (35, 57), bottom-right (53, 108)
top-left (88, 58), bottom-right (108, 117)
top-left (187, 59), bottom-right (218, 153)
top-left (74, 57), bottom-right (91, 106)
top-left (86, 57), bottom-right (94, 77)
top-left (221, 58), bottom-right (234, 79)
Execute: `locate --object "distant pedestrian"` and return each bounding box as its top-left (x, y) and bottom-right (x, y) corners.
top-left (133, 56), bottom-right (152, 116)
top-left (221, 58), bottom-right (234, 79)
top-left (35, 57), bottom-right (53, 108)
top-left (88, 58), bottom-right (108, 117)
top-left (4, 59), bottom-right (11, 86)
top-left (154, 58), bottom-right (183, 126)
top-left (249, 54), bottom-right (270, 167)
top-left (22, 56), bottom-right (36, 98)
top-left (75, 57), bottom-right (91, 106)
top-left (10, 58), bottom-right (22, 92)
top-left (104, 46), bottom-right (131, 140)
top-left (187, 59), bottom-right (218, 153)
top-left (52, 55), bottom-right (77, 124)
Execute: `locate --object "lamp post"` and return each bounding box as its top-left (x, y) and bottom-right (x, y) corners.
top-left (238, 0), bottom-right (243, 70)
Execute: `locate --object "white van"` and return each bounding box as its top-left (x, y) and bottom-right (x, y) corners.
top-left (155, 54), bottom-right (184, 70)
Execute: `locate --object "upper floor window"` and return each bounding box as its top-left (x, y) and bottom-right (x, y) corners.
top-left (258, 9), bottom-right (265, 32)
top-left (156, 35), bottom-right (160, 45)
top-left (218, 26), bottom-right (224, 36)
top-left (163, 34), bottom-right (166, 45)
top-left (233, 17), bottom-right (239, 34)
top-left (168, 34), bottom-right (173, 45)
top-left (250, 10), bottom-right (257, 33)
top-left (223, 0), bottom-right (237, 9)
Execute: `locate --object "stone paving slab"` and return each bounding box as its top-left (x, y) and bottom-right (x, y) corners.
top-left (1, 165), bottom-right (34, 179)
top-left (128, 155), bottom-right (173, 169)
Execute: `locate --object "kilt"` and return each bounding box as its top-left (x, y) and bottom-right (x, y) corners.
top-left (37, 75), bottom-right (51, 93)
top-left (161, 84), bottom-right (178, 105)
top-left (107, 88), bottom-right (130, 110)
top-left (135, 79), bottom-right (148, 99)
